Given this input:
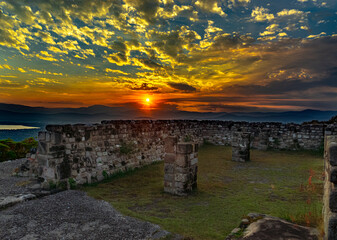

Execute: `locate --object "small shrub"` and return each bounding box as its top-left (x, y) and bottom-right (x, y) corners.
top-left (102, 170), bottom-right (109, 179)
top-left (0, 137), bottom-right (38, 162)
top-left (119, 142), bottom-right (134, 155)
top-left (49, 180), bottom-right (57, 189)
top-left (184, 135), bottom-right (192, 142)
top-left (68, 178), bottom-right (77, 189)
top-left (318, 141), bottom-right (324, 156)
top-left (57, 181), bottom-right (67, 190)
top-left (203, 138), bottom-right (213, 145)
top-left (7, 150), bottom-right (17, 160)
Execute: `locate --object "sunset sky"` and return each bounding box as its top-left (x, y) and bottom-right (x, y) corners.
top-left (1, 0), bottom-right (337, 112)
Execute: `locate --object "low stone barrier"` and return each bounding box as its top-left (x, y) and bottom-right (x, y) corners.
top-left (31, 120), bottom-right (331, 186)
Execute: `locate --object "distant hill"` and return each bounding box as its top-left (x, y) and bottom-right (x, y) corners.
top-left (0, 103), bottom-right (336, 124)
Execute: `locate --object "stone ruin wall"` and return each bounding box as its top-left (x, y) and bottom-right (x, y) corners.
top-left (324, 136), bottom-right (337, 240)
top-left (32, 120), bottom-right (337, 185)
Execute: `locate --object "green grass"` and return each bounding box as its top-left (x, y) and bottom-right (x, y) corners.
top-left (83, 145), bottom-right (324, 240)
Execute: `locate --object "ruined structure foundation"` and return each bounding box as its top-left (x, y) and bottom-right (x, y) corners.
top-left (232, 132), bottom-right (251, 162)
top-left (164, 137), bottom-right (198, 196)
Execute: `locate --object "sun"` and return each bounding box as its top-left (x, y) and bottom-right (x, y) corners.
top-left (146, 98), bottom-right (150, 103)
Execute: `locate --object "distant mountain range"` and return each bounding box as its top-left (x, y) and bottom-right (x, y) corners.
top-left (0, 103), bottom-right (336, 124)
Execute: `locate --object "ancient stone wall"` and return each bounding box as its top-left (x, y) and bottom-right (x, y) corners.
top-left (324, 136), bottom-right (337, 240)
top-left (33, 120), bottom-right (332, 185)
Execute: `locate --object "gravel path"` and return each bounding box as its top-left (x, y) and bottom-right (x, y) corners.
top-left (0, 190), bottom-right (171, 240)
top-left (0, 158), bottom-right (34, 197)
top-left (0, 160), bottom-right (173, 239)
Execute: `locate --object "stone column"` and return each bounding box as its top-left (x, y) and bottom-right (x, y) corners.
top-left (324, 135), bottom-right (337, 240)
top-left (164, 137), bottom-right (198, 196)
top-left (232, 132), bottom-right (251, 162)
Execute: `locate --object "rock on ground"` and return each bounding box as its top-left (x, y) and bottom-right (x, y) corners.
top-left (0, 158), bottom-right (50, 209)
top-left (0, 190), bottom-right (171, 240)
top-left (226, 213), bottom-right (319, 240)
top-left (0, 159), bottom-right (32, 197)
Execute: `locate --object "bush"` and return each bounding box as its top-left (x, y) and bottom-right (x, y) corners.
top-left (6, 150), bottom-right (17, 160)
top-left (68, 178), bottom-right (77, 189)
top-left (119, 142), bottom-right (134, 155)
top-left (0, 137), bottom-right (38, 162)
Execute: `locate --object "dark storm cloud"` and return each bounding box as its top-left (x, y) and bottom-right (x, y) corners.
top-left (168, 82), bottom-right (197, 92)
top-left (138, 58), bottom-right (163, 69)
top-left (125, 0), bottom-right (160, 23)
top-left (110, 40), bottom-right (127, 53)
top-left (131, 83), bottom-right (158, 91)
top-left (210, 33), bottom-right (255, 51)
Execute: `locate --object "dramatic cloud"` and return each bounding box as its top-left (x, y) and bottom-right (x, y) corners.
top-left (131, 83), bottom-right (158, 91)
top-left (0, 0), bottom-right (336, 111)
top-left (168, 82), bottom-right (197, 92)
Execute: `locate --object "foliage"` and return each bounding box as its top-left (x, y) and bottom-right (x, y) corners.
top-left (119, 142), bottom-right (135, 155)
top-left (184, 135), bottom-right (192, 142)
top-left (68, 178), bottom-right (77, 189)
top-left (49, 180), bottom-right (57, 189)
top-left (102, 170), bottom-right (109, 179)
top-left (202, 138), bottom-right (213, 146)
top-left (0, 137), bottom-right (38, 162)
top-left (84, 145), bottom-right (324, 240)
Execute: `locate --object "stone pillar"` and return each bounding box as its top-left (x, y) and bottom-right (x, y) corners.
top-left (324, 135), bottom-right (337, 240)
top-left (164, 137), bottom-right (198, 196)
top-left (232, 132), bottom-right (251, 162)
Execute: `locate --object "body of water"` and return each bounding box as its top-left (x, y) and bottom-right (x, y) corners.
top-left (0, 123), bottom-right (45, 141)
top-left (0, 125), bottom-right (40, 130)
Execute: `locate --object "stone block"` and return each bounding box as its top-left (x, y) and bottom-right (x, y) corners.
top-left (191, 158), bottom-right (198, 166)
top-left (43, 167), bottom-right (55, 180)
top-left (164, 163), bottom-right (174, 174)
top-left (164, 153), bottom-right (176, 163)
top-left (194, 144), bottom-right (199, 152)
top-left (232, 132), bottom-right (251, 162)
top-left (175, 173), bottom-right (188, 182)
top-left (37, 154), bottom-right (49, 166)
top-left (327, 213), bottom-right (337, 240)
top-left (329, 143), bottom-right (337, 166)
top-left (164, 174), bottom-right (174, 182)
top-left (330, 190), bottom-right (337, 212)
top-left (38, 132), bottom-right (46, 141)
top-left (45, 133), bottom-right (51, 142)
top-left (330, 167), bottom-right (337, 184)
top-left (51, 132), bottom-right (62, 145)
top-left (164, 187), bottom-right (175, 194)
top-left (38, 142), bottom-right (48, 155)
top-left (176, 154), bottom-right (188, 167)
top-left (175, 166), bottom-right (188, 174)
top-left (164, 137), bottom-right (177, 153)
top-left (177, 143), bottom-right (193, 154)
top-left (175, 182), bottom-right (186, 189)
top-left (164, 181), bottom-right (173, 188)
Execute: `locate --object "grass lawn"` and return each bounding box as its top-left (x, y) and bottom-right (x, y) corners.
top-left (83, 145), bottom-right (324, 240)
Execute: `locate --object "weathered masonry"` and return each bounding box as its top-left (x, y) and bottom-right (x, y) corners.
top-left (324, 136), bottom-right (337, 240)
top-left (164, 137), bottom-right (198, 196)
top-left (31, 120), bottom-right (336, 185)
top-left (232, 132), bottom-right (251, 162)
